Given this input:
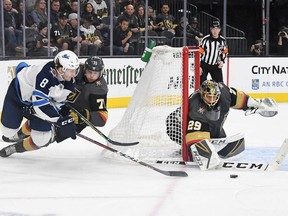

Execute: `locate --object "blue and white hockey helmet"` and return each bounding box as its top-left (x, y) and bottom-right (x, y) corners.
top-left (54, 50), bottom-right (79, 72)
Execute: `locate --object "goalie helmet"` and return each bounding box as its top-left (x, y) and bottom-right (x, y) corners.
top-left (54, 50), bottom-right (80, 72)
top-left (200, 80), bottom-right (221, 108)
top-left (85, 56), bottom-right (105, 77)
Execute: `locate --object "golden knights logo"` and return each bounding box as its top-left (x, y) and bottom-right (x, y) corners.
top-left (67, 88), bottom-right (81, 103)
top-left (86, 33), bottom-right (101, 43)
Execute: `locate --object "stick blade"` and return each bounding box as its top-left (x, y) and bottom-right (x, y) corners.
top-left (168, 171), bottom-right (189, 177)
top-left (109, 140), bottom-right (139, 146)
top-left (159, 170), bottom-right (188, 177)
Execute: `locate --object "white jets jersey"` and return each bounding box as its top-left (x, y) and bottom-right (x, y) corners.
top-left (16, 61), bottom-right (75, 122)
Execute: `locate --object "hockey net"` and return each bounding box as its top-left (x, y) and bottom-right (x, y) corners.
top-left (106, 46), bottom-right (200, 162)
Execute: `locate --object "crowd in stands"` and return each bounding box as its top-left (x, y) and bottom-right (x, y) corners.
top-left (3, 0), bottom-right (288, 57)
top-left (3, 0), bottom-right (204, 57)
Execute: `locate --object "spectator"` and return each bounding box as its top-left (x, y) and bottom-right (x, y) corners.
top-left (25, 0), bottom-right (37, 13)
top-left (175, 17), bottom-right (203, 46)
top-left (3, 0), bottom-right (23, 55)
top-left (136, 4), bottom-right (145, 31)
top-left (80, 14), bottom-right (104, 55)
top-left (79, 0), bottom-right (88, 12)
top-left (277, 26), bottom-right (288, 55)
top-left (113, 17), bottom-right (134, 55)
top-left (113, 0), bottom-right (122, 16)
top-left (81, 2), bottom-right (101, 27)
top-left (27, 21), bottom-right (58, 56)
top-left (68, 13), bottom-right (87, 55)
top-left (155, 3), bottom-right (176, 36)
top-left (133, 0), bottom-right (145, 12)
top-left (68, 0), bottom-right (79, 15)
top-left (15, 0), bottom-right (36, 28)
top-left (50, 0), bottom-right (61, 26)
top-left (120, 0), bottom-right (133, 9)
top-left (59, 0), bottom-right (71, 13)
top-left (51, 12), bottom-right (73, 51)
top-left (117, 4), bottom-right (140, 43)
top-left (30, 0), bottom-right (48, 26)
top-left (88, 0), bottom-right (108, 18)
top-left (250, 39), bottom-right (264, 56)
top-left (199, 21), bottom-right (228, 84)
top-left (147, 6), bottom-right (159, 32)
top-left (189, 17), bottom-right (203, 46)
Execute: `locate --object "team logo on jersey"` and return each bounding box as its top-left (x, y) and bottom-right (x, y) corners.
top-left (198, 106), bottom-right (206, 114)
top-left (50, 68), bottom-right (57, 78)
top-left (67, 88), bottom-right (81, 103)
top-left (252, 79), bottom-right (259, 90)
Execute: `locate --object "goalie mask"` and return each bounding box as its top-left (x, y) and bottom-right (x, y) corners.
top-left (85, 56), bottom-right (105, 77)
top-left (200, 80), bottom-right (221, 108)
top-left (200, 80), bottom-right (221, 121)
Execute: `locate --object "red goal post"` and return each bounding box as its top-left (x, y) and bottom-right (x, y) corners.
top-left (107, 46), bottom-right (200, 162)
top-left (182, 46), bottom-right (200, 160)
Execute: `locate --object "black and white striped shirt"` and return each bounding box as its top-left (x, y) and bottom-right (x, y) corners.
top-left (199, 34), bottom-right (228, 65)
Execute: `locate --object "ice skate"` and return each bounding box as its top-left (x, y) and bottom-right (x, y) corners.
top-left (2, 133), bottom-right (29, 143)
top-left (0, 144), bottom-right (17, 157)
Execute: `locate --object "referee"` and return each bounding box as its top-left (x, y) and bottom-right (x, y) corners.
top-left (199, 21), bottom-right (228, 84)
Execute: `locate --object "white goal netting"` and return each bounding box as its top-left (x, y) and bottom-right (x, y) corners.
top-left (105, 46), bottom-right (198, 162)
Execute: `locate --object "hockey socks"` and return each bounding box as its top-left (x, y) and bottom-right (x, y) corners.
top-left (0, 137), bottom-right (39, 157)
top-left (2, 121), bottom-right (31, 143)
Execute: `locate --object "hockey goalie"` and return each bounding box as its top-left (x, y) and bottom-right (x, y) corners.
top-left (166, 80), bottom-right (278, 170)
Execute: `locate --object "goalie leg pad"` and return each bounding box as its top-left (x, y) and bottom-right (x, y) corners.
top-left (217, 137), bottom-right (245, 158)
top-left (190, 140), bottom-right (222, 170)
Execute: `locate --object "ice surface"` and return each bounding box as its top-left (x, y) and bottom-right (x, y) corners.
top-left (1, 104), bottom-right (288, 216)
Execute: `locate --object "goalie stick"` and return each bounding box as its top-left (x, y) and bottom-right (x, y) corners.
top-left (77, 133), bottom-right (188, 177)
top-left (66, 103), bottom-right (139, 146)
top-left (156, 137), bottom-right (288, 171)
top-left (156, 160), bottom-right (270, 171)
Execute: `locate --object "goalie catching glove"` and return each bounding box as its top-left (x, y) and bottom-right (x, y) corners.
top-left (245, 97), bottom-right (278, 117)
top-left (69, 109), bottom-right (90, 124)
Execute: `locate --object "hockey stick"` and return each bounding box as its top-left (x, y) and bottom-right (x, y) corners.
top-left (77, 133), bottom-right (188, 177)
top-left (156, 138), bottom-right (288, 171)
top-left (66, 103), bottom-right (139, 146)
top-left (267, 138), bottom-right (288, 170)
top-left (155, 160), bottom-right (270, 171)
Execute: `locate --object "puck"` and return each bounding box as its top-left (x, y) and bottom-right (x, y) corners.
top-left (230, 174), bottom-right (238, 178)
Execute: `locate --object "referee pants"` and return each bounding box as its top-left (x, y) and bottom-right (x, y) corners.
top-left (200, 61), bottom-right (223, 84)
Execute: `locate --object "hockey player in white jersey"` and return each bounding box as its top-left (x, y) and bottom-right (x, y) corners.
top-left (0, 50), bottom-right (80, 157)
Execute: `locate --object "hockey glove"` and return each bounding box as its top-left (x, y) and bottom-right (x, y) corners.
top-left (70, 109), bottom-right (90, 124)
top-left (55, 116), bottom-right (76, 143)
top-left (22, 105), bottom-right (35, 118)
top-left (58, 104), bottom-right (70, 117)
top-left (245, 97), bottom-right (278, 117)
